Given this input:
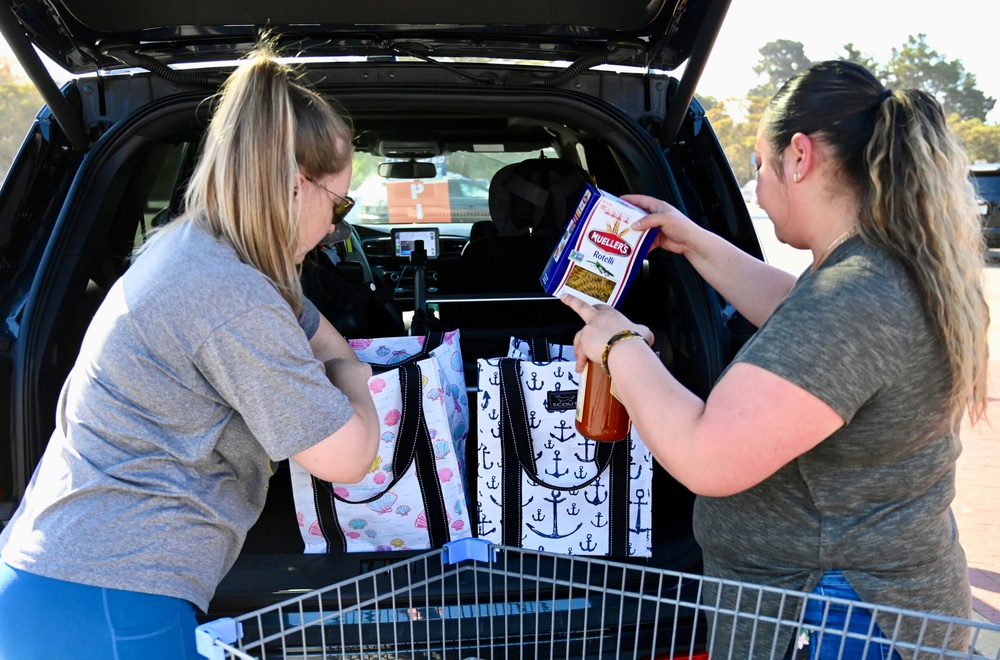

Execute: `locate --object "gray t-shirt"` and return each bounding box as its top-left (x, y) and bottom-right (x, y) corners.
top-left (0, 219), bottom-right (353, 612)
top-left (693, 236), bottom-right (970, 658)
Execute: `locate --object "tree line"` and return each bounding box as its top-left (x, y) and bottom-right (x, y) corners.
top-left (700, 35), bottom-right (999, 187)
top-left (0, 58), bottom-right (42, 180)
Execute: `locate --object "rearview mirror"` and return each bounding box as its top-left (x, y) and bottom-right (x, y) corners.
top-left (378, 161), bottom-right (438, 179)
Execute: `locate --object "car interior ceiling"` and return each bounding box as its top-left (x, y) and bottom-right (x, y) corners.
top-left (27, 97), bottom-right (728, 580)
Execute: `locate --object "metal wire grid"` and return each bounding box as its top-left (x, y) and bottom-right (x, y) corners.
top-left (196, 539), bottom-right (1000, 660)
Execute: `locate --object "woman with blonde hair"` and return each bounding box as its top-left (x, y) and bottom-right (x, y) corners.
top-left (565, 60), bottom-right (988, 658)
top-left (0, 42), bottom-right (380, 659)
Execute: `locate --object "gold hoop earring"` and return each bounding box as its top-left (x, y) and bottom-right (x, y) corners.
top-left (792, 172), bottom-right (802, 183)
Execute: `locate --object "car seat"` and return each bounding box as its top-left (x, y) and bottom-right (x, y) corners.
top-left (438, 156), bottom-right (593, 294)
top-left (433, 157), bottom-right (593, 370)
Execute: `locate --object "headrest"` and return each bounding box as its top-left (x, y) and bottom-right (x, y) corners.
top-left (488, 157), bottom-right (593, 238)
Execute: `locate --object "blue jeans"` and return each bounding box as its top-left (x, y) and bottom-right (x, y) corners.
top-left (800, 570), bottom-right (901, 660)
top-left (0, 560), bottom-right (200, 659)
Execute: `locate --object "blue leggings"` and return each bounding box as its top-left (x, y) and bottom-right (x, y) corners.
top-left (0, 560), bottom-right (200, 659)
top-left (801, 571), bottom-right (901, 660)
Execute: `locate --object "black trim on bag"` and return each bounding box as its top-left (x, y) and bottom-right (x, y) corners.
top-left (500, 358), bottom-right (613, 491)
top-left (529, 337), bottom-right (551, 362)
top-left (368, 331), bottom-right (444, 375)
top-left (496, 357), bottom-right (632, 555)
top-left (500, 399), bottom-right (520, 547)
top-left (413, 412), bottom-right (451, 548)
top-left (313, 361), bottom-right (452, 552)
top-left (609, 434), bottom-right (630, 556)
top-left (312, 474), bottom-right (347, 553)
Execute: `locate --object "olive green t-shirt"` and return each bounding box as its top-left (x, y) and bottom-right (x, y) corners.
top-left (693, 236), bottom-right (971, 658)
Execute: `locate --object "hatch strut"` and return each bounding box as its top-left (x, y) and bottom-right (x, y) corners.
top-left (660, 0), bottom-right (732, 145)
top-left (0, 3), bottom-right (89, 151)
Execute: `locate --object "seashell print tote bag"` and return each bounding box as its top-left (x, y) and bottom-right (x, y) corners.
top-left (290, 331), bottom-right (472, 553)
top-left (349, 330), bottom-right (470, 466)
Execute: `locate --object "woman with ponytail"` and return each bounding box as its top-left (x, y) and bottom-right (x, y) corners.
top-left (564, 60), bottom-right (987, 658)
top-left (0, 41), bottom-right (380, 658)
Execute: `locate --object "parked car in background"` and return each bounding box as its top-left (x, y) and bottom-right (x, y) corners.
top-left (0, 0), bottom-right (758, 656)
top-left (972, 163), bottom-right (1000, 248)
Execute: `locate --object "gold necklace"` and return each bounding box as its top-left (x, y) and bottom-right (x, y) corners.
top-left (811, 227), bottom-right (857, 272)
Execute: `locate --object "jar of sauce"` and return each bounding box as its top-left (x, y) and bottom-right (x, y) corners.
top-left (575, 361), bottom-right (630, 442)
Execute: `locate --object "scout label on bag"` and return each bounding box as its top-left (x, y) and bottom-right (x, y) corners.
top-left (540, 184), bottom-right (658, 308)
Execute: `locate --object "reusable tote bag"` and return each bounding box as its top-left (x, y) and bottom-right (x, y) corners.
top-left (507, 336), bottom-right (574, 363)
top-left (290, 331), bottom-right (472, 553)
top-left (476, 348), bottom-right (654, 558)
top-left (350, 330), bottom-right (470, 477)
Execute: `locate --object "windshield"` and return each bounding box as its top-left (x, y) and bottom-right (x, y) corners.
top-left (346, 149), bottom-right (556, 226)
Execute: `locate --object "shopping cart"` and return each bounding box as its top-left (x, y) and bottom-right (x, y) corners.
top-left (196, 538), bottom-right (1000, 659)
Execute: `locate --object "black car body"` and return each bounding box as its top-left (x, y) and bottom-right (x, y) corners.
top-left (972, 163), bottom-right (1000, 248)
top-left (0, 0), bottom-right (763, 656)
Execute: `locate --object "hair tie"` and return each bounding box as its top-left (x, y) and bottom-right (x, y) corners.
top-left (879, 88), bottom-right (893, 103)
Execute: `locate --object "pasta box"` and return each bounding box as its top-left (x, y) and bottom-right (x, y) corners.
top-left (541, 185), bottom-right (658, 308)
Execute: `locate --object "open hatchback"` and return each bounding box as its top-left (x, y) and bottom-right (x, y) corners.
top-left (0, 0), bottom-right (770, 656)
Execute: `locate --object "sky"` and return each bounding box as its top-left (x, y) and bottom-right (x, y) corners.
top-left (696, 0), bottom-right (1000, 124)
top-left (1, 1), bottom-right (998, 124)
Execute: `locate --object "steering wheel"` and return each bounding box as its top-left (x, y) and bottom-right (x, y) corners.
top-left (321, 223), bottom-right (375, 289)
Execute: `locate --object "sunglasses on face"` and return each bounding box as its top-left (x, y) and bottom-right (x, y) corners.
top-left (305, 176), bottom-right (355, 224)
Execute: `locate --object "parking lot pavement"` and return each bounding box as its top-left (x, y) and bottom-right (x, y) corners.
top-left (956, 365), bottom-right (1000, 659)
top-left (954, 255), bottom-right (1000, 633)
top-left (957, 400), bottom-right (1000, 626)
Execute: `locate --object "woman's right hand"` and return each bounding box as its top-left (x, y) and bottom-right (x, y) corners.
top-left (622, 194), bottom-right (700, 256)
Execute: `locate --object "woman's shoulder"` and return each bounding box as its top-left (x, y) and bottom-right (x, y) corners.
top-left (782, 238), bottom-right (926, 341)
top-left (127, 218), bottom-right (287, 323)
top-left (814, 238), bottom-right (919, 303)
top-left (139, 218), bottom-right (264, 283)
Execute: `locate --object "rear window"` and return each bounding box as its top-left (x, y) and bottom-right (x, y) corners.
top-left (347, 149), bottom-right (555, 225)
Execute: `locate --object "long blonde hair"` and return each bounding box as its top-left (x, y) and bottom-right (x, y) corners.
top-left (864, 89), bottom-right (988, 423)
top-left (765, 60), bottom-right (988, 423)
top-left (182, 39), bottom-right (353, 316)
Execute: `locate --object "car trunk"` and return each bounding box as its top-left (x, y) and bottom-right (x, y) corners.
top-left (0, 0), bottom-right (763, 654)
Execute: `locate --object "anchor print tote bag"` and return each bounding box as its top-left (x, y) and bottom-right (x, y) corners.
top-left (476, 350), bottom-right (653, 558)
top-left (290, 331), bottom-right (472, 553)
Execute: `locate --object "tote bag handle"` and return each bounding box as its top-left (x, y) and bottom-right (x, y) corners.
top-left (496, 357), bottom-right (629, 555)
top-left (312, 361), bottom-right (451, 551)
top-left (326, 363), bottom-right (425, 505)
top-left (498, 358), bottom-right (616, 491)
top-left (368, 330), bottom-right (445, 374)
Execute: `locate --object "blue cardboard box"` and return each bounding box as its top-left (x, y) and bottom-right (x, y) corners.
top-left (541, 184), bottom-right (657, 308)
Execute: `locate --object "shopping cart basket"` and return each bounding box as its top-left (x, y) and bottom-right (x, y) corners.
top-left (196, 538), bottom-right (1000, 660)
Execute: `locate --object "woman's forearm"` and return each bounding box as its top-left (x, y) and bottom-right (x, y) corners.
top-left (682, 225), bottom-right (796, 327)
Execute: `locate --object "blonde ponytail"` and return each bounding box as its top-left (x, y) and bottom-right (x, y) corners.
top-left (182, 38), bottom-right (353, 316)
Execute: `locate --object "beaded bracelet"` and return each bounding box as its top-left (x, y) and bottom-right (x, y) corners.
top-left (601, 330), bottom-right (645, 375)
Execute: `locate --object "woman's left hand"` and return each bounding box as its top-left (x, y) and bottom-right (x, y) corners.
top-left (561, 294), bottom-right (652, 373)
